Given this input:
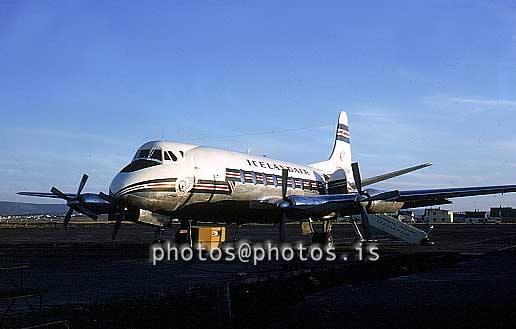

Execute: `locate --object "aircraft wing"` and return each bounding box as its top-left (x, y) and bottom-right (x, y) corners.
top-left (349, 163), bottom-right (433, 189)
top-left (396, 185), bottom-right (516, 202)
top-left (17, 192), bottom-right (76, 199)
top-left (284, 184), bottom-right (516, 216)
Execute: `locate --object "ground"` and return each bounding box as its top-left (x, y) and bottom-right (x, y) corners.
top-left (1, 221), bottom-right (515, 328)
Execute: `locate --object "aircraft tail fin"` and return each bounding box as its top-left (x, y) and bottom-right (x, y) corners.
top-left (309, 111), bottom-right (353, 185)
top-left (309, 111), bottom-right (432, 193)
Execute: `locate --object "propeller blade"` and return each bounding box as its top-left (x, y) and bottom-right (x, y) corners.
top-left (279, 211), bottom-right (287, 242)
top-left (74, 204), bottom-right (98, 221)
top-left (351, 162), bottom-right (362, 193)
top-left (63, 207), bottom-right (74, 228)
top-left (366, 190), bottom-right (400, 202)
top-left (281, 169), bottom-right (289, 200)
top-left (98, 192), bottom-right (115, 203)
top-left (278, 169), bottom-right (289, 242)
top-left (77, 174), bottom-right (89, 195)
top-left (51, 187), bottom-right (71, 201)
top-left (360, 206), bottom-right (371, 240)
top-left (112, 214), bottom-right (123, 240)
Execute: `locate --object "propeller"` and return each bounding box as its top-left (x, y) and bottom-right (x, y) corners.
top-left (351, 162), bottom-right (372, 239)
top-left (277, 163), bottom-right (401, 243)
top-left (100, 192), bottom-right (125, 240)
top-left (351, 162), bottom-right (400, 240)
top-left (277, 169), bottom-right (290, 242)
top-left (51, 174), bottom-right (98, 227)
top-left (99, 192), bottom-right (116, 203)
top-left (109, 212), bottom-right (123, 240)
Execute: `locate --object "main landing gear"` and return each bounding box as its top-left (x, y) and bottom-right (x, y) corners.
top-left (311, 219), bottom-right (334, 248)
top-left (153, 227), bottom-right (166, 243)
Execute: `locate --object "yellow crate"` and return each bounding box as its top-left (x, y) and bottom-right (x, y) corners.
top-left (191, 226), bottom-right (226, 249)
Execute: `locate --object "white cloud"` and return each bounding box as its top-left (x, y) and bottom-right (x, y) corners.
top-left (425, 95), bottom-right (516, 113)
top-left (493, 141), bottom-right (516, 152)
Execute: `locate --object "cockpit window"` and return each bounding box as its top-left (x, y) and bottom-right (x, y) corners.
top-left (138, 149), bottom-right (150, 158)
top-left (133, 148), bottom-right (163, 163)
top-left (168, 151), bottom-right (178, 161)
top-left (149, 149), bottom-right (162, 161)
top-left (179, 151), bottom-right (184, 157)
top-left (121, 159), bottom-right (160, 172)
top-left (164, 151), bottom-right (171, 161)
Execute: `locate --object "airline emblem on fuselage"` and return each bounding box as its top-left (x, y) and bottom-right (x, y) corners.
top-left (176, 177), bottom-right (194, 196)
top-left (246, 159), bottom-right (311, 176)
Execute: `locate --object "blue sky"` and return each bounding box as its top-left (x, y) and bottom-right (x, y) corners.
top-left (1, 1), bottom-right (516, 210)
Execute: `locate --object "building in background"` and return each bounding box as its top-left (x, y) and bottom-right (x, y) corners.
top-left (489, 207), bottom-right (516, 223)
top-left (424, 208), bottom-right (454, 223)
top-left (464, 211), bottom-right (487, 224)
top-left (453, 212), bottom-right (466, 223)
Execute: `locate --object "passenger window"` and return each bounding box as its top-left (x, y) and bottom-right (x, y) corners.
top-left (263, 173), bottom-right (267, 186)
top-left (239, 170), bottom-right (245, 184)
top-left (273, 175), bottom-right (278, 187)
top-left (150, 149), bottom-right (162, 161)
top-left (251, 172), bottom-right (257, 185)
top-left (168, 151), bottom-right (178, 161)
top-left (291, 177), bottom-right (296, 189)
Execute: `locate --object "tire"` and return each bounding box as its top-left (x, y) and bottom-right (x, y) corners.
top-left (325, 233), bottom-right (334, 248)
top-left (312, 232), bottom-right (334, 248)
top-left (175, 231), bottom-right (189, 244)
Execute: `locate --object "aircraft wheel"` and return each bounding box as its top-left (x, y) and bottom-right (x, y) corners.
top-left (420, 238), bottom-right (433, 246)
top-left (312, 232), bottom-right (334, 248)
top-left (175, 230), bottom-right (189, 244)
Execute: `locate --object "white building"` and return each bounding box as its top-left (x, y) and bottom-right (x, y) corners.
top-left (464, 211), bottom-right (487, 224)
top-left (424, 208), bottom-right (454, 223)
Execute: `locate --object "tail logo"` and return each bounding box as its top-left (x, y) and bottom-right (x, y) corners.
top-left (336, 123), bottom-right (350, 143)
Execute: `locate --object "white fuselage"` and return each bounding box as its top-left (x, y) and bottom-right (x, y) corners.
top-left (109, 141), bottom-right (329, 222)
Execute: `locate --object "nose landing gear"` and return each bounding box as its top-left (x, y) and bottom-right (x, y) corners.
top-left (175, 220), bottom-right (193, 246)
top-left (153, 227), bottom-right (166, 243)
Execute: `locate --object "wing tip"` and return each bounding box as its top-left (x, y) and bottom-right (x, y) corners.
top-left (17, 191), bottom-right (56, 198)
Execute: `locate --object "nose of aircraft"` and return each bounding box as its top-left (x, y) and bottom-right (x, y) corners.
top-left (109, 172), bottom-right (130, 197)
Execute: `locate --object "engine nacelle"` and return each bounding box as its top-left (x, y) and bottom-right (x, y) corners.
top-left (78, 193), bottom-right (117, 215)
top-left (367, 200), bottom-right (404, 214)
top-left (363, 188), bottom-right (404, 214)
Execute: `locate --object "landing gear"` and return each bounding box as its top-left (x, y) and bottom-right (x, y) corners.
top-left (175, 220), bottom-right (193, 246)
top-left (312, 232), bottom-right (334, 247)
top-left (350, 216), bottom-right (377, 244)
top-left (232, 223), bottom-right (241, 242)
top-left (311, 220), bottom-right (334, 248)
top-left (153, 227), bottom-right (166, 243)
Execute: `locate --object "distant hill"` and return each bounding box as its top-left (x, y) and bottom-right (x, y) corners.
top-left (0, 201), bottom-right (68, 216)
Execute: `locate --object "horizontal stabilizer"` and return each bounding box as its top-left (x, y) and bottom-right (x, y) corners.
top-left (351, 163), bottom-right (433, 189)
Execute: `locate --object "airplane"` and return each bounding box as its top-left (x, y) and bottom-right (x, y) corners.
top-left (18, 111), bottom-right (516, 246)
